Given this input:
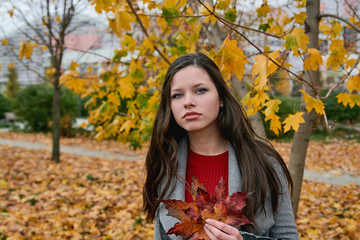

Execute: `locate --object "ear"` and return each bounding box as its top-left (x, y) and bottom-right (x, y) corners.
top-left (220, 99), bottom-right (224, 108)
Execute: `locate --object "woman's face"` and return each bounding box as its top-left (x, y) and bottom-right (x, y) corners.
top-left (170, 66), bottom-right (222, 134)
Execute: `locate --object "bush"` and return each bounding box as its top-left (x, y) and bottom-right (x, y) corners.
top-left (263, 93), bottom-right (360, 140)
top-left (0, 93), bottom-right (11, 119)
top-left (321, 91), bottom-right (360, 123)
top-left (13, 83), bottom-right (78, 133)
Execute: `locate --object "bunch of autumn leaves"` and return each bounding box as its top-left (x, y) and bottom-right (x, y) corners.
top-left (161, 177), bottom-right (251, 240)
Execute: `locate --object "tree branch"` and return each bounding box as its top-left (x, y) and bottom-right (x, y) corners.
top-left (197, 0), bottom-right (317, 93)
top-left (321, 53), bottom-right (360, 99)
top-left (126, 0), bottom-right (171, 65)
top-left (319, 13), bottom-right (360, 33)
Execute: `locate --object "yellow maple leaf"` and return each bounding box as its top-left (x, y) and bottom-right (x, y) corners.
top-left (121, 35), bottom-right (137, 51)
top-left (347, 75), bottom-right (360, 93)
top-left (62, 76), bottom-right (88, 94)
top-left (339, 93), bottom-right (360, 108)
top-left (252, 55), bottom-right (268, 89)
top-left (139, 12), bottom-right (151, 29)
top-left (2, 39), bottom-right (9, 45)
top-left (55, 15), bottom-right (61, 22)
top-left (115, 8), bottom-right (134, 31)
top-left (252, 52), bottom-right (279, 89)
top-left (330, 21), bottom-right (343, 38)
top-left (90, 0), bottom-right (114, 13)
top-left (217, 0), bottom-right (231, 9)
top-left (319, 23), bottom-right (332, 35)
top-left (215, 35), bottom-right (249, 81)
top-left (283, 111), bottom-right (305, 133)
top-left (120, 119), bottom-right (134, 134)
top-left (107, 92), bottom-right (120, 106)
top-left (336, 92), bottom-right (352, 107)
top-left (300, 90), bottom-right (325, 114)
top-left (256, 3), bottom-right (271, 18)
top-left (19, 39), bottom-right (34, 59)
top-left (350, 94), bottom-right (360, 107)
top-left (294, 12), bottom-right (307, 24)
top-left (345, 58), bottom-right (356, 69)
top-left (296, 0), bottom-right (306, 8)
top-left (69, 61), bottom-right (79, 71)
top-left (267, 50), bottom-right (280, 76)
top-left (304, 48), bottom-right (323, 71)
top-left (265, 114), bottom-right (282, 136)
top-left (119, 77), bottom-right (135, 98)
top-left (283, 27), bottom-right (309, 55)
top-left (268, 22), bottom-right (283, 36)
top-left (263, 99), bottom-right (282, 117)
top-left (200, 2), bottom-right (217, 24)
top-left (327, 39), bottom-right (347, 70)
top-left (41, 45), bottom-right (48, 50)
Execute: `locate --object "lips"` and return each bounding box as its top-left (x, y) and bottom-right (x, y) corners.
top-left (183, 111), bottom-right (201, 120)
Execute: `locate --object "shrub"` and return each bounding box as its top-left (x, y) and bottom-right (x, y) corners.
top-left (263, 93), bottom-right (360, 140)
top-left (13, 83), bottom-right (78, 133)
top-left (321, 91), bottom-right (360, 123)
top-left (0, 93), bottom-right (11, 119)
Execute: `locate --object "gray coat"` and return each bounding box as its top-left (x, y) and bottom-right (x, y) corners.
top-left (154, 139), bottom-right (300, 240)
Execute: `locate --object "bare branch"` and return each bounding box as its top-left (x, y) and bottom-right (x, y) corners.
top-left (65, 47), bottom-right (111, 61)
top-left (319, 13), bottom-right (360, 33)
top-left (321, 54), bottom-right (360, 99)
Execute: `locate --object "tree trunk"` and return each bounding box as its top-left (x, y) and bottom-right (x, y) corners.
top-left (288, 0), bottom-right (320, 217)
top-left (52, 75), bottom-right (61, 163)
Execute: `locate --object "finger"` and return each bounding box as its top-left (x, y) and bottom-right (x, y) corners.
top-left (204, 224), bottom-right (218, 240)
top-left (205, 219), bottom-right (240, 236)
top-left (205, 223), bottom-right (234, 240)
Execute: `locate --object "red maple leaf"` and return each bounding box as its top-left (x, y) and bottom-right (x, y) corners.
top-left (161, 177), bottom-right (252, 240)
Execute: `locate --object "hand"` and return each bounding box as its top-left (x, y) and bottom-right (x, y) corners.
top-left (204, 219), bottom-right (243, 240)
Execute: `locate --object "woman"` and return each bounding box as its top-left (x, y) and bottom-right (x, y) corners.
top-left (143, 53), bottom-right (299, 240)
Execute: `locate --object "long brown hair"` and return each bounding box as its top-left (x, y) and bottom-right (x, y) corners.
top-left (143, 53), bottom-right (293, 225)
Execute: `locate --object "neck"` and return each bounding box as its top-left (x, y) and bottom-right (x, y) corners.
top-left (187, 128), bottom-right (227, 156)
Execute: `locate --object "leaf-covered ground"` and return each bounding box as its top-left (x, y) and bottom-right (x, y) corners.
top-left (0, 133), bottom-right (359, 239)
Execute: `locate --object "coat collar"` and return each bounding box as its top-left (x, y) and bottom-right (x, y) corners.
top-left (157, 138), bottom-right (242, 238)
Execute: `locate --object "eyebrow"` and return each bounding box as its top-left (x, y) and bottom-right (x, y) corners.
top-left (170, 83), bottom-right (208, 92)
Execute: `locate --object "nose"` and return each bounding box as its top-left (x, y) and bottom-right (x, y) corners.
top-left (183, 94), bottom-right (195, 108)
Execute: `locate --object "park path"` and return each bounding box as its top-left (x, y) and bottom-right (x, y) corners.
top-left (1, 136), bottom-right (359, 186)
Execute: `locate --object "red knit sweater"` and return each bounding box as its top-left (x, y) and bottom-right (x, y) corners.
top-left (185, 148), bottom-right (229, 203)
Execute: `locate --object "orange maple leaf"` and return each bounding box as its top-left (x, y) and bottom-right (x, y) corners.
top-left (161, 177), bottom-right (251, 240)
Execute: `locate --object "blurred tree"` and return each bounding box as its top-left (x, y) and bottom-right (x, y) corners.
top-left (5, 64), bottom-right (20, 101)
top-left (1, 0), bottom-right (93, 162)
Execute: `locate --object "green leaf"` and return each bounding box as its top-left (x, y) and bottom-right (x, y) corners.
top-left (162, 8), bottom-right (180, 24)
top-left (28, 198), bottom-right (37, 206)
top-left (86, 174), bottom-right (99, 181)
top-left (224, 9), bottom-right (237, 22)
top-left (259, 23), bottom-right (270, 32)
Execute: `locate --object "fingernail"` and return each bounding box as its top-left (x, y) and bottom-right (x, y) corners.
top-left (205, 219), bottom-right (210, 223)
